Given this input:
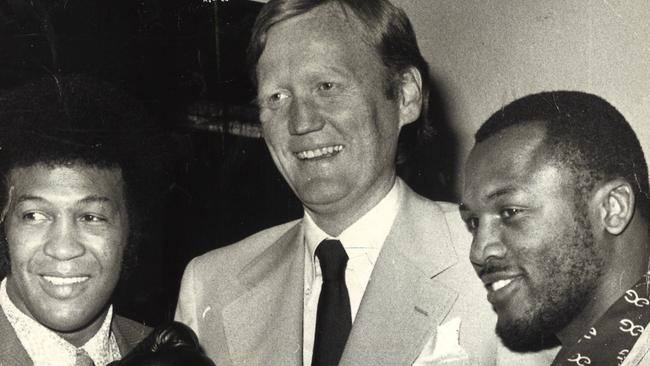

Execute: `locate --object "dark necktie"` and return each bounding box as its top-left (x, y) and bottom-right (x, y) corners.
top-left (312, 239), bottom-right (352, 366)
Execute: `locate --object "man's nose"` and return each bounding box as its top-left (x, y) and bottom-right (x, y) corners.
top-left (288, 97), bottom-right (324, 135)
top-left (469, 220), bottom-right (506, 267)
top-left (43, 217), bottom-right (85, 260)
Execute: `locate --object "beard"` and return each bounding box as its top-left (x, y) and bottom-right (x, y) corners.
top-left (495, 205), bottom-right (604, 352)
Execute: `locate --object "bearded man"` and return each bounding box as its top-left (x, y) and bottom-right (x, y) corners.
top-left (461, 91), bottom-right (650, 366)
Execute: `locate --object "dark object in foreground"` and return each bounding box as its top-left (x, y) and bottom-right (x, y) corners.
top-left (108, 321), bottom-right (215, 366)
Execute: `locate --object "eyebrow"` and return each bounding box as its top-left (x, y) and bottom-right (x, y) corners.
top-left (14, 195), bottom-right (45, 205)
top-left (15, 195), bottom-right (112, 205)
top-left (459, 186), bottom-right (519, 212)
top-left (486, 186), bottom-right (518, 200)
top-left (78, 195), bottom-right (112, 205)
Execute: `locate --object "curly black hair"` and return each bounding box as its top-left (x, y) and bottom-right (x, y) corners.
top-left (0, 73), bottom-right (167, 278)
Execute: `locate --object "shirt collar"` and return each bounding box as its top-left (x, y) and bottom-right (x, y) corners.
top-left (0, 277), bottom-right (120, 365)
top-left (303, 177), bottom-right (403, 259)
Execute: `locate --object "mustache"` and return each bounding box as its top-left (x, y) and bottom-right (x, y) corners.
top-left (477, 259), bottom-right (517, 277)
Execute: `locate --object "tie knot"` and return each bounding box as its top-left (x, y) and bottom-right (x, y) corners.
top-left (315, 239), bottom-right (348, 281)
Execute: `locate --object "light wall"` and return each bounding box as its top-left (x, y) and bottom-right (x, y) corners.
top-left (393, 0), bottom-right (650, 194)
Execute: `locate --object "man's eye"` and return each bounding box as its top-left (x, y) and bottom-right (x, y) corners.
top-left (268, 92), bottom-right (289, 104)
top-left (464, 217), bottom-right (479, 232)
top-left (259, 91), bottom-right (290, 111)
top-left (318, 82), bottom-right (335, 91)
top-left (80, 214), bottom-right (106, 223)
top-left (22, 212), bottom-right (48, 222)
top-left (500, 208), bottom-right (521, 219)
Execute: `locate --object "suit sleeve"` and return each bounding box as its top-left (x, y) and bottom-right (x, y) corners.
top-left (175, 257), bottom-right (200, 337)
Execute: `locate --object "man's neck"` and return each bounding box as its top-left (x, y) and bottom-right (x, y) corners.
top-left (306, 176), bottom-right (397, 237)
top-left (57, 307), bottom-right (110, 348)
top-left (556, 234), bottom-right (650, 346)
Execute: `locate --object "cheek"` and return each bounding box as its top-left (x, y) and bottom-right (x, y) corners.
top-left (261, 119), bottom-right (287, 149)
top-left (352, 98), bottom-right (400, 147)
top-left (103, 240), bottom-right (125, 270)
top-left (82, 231), bottom-right (124, 268)
top-left (516, 232), bottom-right (573, 284)
top-left (6, 227), bottom-right (42, 268)
top-left (497, 230), bottom-right (543, 274)
top-left (512, 237), bottom-right (550, 265)
top-left (259, 108), bottom-right (276, 126)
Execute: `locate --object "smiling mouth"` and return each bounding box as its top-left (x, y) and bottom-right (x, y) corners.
top-left (42, 275), bottom-right (89, 286)
top-left (489, 278), bottom-right (514, 292)
top-left (295, 145), bottom-right (343, 160)
top-left (483, 274), bottom-right (524, 305)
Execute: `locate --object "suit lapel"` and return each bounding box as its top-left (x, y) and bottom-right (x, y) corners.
top-left (340, 187), bottom-right (459, 365)
top-left (0, 297), bottom-right (150, 365)
top-left (222, 223), bottom-right (305, 365)
top-left (0, 305), bottom-right (32, 366)
top-left (112, 315), bottom-right (151, 355)
top-left (113, 317), bottom-right (131, 356)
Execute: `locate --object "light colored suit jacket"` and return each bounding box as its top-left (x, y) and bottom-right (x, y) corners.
top-left (176, 185), bottom-right (554, 365)
top-left (0, 309), bottom-right (151, 366)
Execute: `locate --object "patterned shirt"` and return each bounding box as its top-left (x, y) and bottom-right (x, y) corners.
top-left (0, 278), bottom-right (121, 366)
top-left (552, 271), bottom-right (650, 366)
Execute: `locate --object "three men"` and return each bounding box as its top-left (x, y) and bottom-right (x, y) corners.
top-left (0, 75), bottom-right (154, 365)
top-left (461, 91), bottom-right (650, 365)
top-left (176, 0), bottom-right (504, 364)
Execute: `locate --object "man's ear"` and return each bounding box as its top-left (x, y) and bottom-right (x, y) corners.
top-left (397, 66), bottom-right (423, 128)
top-left (595, 179), bottom-right (635, 235)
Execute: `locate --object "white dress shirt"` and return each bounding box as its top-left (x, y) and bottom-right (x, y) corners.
top-left (302, 179), bottom-right (402, 365)
top-left (0, 278), bottom-right (121, 366)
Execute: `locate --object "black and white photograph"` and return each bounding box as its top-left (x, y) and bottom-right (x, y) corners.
top-left (0, 0), bottom-right (649, 365)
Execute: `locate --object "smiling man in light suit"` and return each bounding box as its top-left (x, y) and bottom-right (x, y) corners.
top-left (173, 0), bottom-right (550, 365)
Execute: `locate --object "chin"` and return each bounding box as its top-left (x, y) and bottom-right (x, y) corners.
top-left (39, 299), bottom-right (107, 332)
top-left (41, 318), bottom-right (92, 334)
top-left (495, 310), bottom-right (561, 352)
top-left (298, 182), bottom-right (349, 207)
top-left (40, 310), bottom-right (92, 331)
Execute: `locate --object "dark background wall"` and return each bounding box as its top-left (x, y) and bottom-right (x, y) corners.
top-left (0, 0), bottom-right (457, 325)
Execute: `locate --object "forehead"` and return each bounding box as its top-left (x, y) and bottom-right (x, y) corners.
top-left (257, 4), bottom-right (382, 83)
top-left (463, 124), bottom-right (571, 203)
top-left (7, 164), bottom-right (125, 204)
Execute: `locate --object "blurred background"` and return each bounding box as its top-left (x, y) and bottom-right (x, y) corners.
top-left (1, 0), bottom-right (648, 325)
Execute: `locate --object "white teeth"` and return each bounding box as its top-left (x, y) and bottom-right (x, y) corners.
top-left (296, 145), bottom-right (343, 160)
top-left (42, 276), bottom-right (89, 285)
top-left (491, 279), bottom-right (513, 291)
